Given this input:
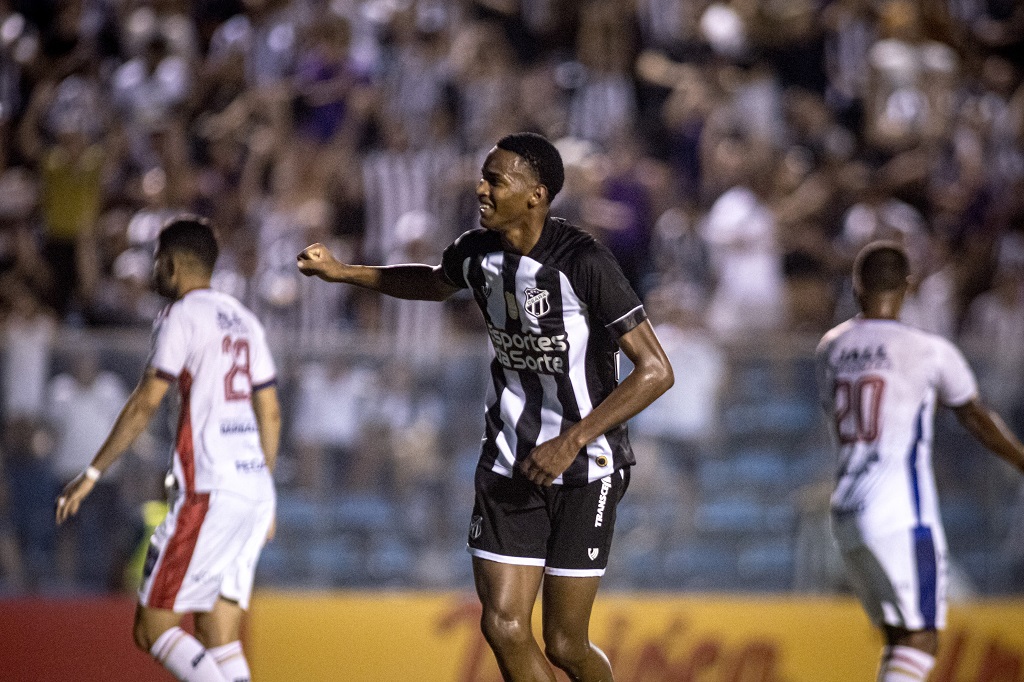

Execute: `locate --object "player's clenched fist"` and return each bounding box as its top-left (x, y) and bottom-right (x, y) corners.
top-left (296, 242), bottom-right (341, 281)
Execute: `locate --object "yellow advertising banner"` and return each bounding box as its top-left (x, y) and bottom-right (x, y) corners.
top-left (247, 592), bottom-right (1024, 681)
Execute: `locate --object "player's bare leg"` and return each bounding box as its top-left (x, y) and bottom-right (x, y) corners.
top-left (134, 604), bottom-right (227, 681)
top-left (133, 604), bottom-right (182, 651)
top-left (194, 597), bottom-right (245, 647)
top-left (876, 626), bottom-right (937, 681)
top-left (542, 574), bottom-right (613, 682)
top-left (473, 557), bottom-right (556, 682)
top-left (195, 597), bottom-right (252, 682)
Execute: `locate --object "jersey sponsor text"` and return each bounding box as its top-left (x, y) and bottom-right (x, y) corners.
top-left (487, 325), bottom-right (568, 375)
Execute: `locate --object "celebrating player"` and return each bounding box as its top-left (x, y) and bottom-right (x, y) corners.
top-left (815, 241), bottom-right (1024, 682)
top-left (56, 217), bottom-right (281, 682)
top-left (298, 132), bottom-right (673, 682)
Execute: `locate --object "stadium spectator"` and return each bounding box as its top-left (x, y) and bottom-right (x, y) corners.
top-left (0, 442), bottom-right (26, 592)
top-left (17, 72), bottom-right (108, 318)
top-left (376, 5), bottom-right (453, 145)
top-left (581, 130), bottom-right (664, 298)
top-left (448, 20), bottom-right (521, 151)
top-left (46, 348), bottom-right (131, 591)
top-left (110, 34), bottom-right (192, 147)
top-left (292, 16), bottom-right (362, 145)
top-left (0, 284), bottom-right (55, 423)
top-left (3, 414), bottom-right (58, 591)
top-left (632, 284), bottom-right (726, 529)
top-left (567, 0), bottom-right (637, 147)
top-left (699, 141), bottom-right (787, 339)
top-left (633, 284), bottom-right (726, 467)
top-left (863, 0), bottom-right (959, 152)
top-left (960, 233), bottom-right (1024, 426)
top-left (290, 356), bottom-right (381, 495)
top-left (646, 201), bottom-right (713, 301)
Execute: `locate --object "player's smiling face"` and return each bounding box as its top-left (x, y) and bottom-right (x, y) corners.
top-left (476, 148), bottom-right (540, 232)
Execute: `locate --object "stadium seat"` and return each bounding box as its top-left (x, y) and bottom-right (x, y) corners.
top-left (737, 541), bottom-right (795, 591)
top-left (329, 493), bottom-right (398, 533)
top-left (366, 536), bottom-right (416, 585)
top-left (695, 497), bottom-right (796, 535)
top-left (307, 536), bottom-right (367, 587)
top-left (661, 543), bottom-right (737, 589)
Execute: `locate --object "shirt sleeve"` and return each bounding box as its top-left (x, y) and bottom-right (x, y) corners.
top-left (248, 321), bottom-right (277, 390)
top-left (571, 242), bottom-right (647, 339)
top-left (148, 303), bottom-right (190, 381)
top-left (935, 338), bottom-right (978, 407)
top-left (439, 231), bottom-right (475, 289)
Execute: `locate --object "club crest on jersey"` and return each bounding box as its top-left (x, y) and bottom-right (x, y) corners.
top-left (505, 292), bottom-right (519, 320)
top-left (523, 288), bottom-right (550, 318)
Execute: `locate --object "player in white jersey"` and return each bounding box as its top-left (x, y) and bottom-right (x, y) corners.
top-left (816, 241), bottom-right (1024, 682)
top-left (57, 217), bottom-right (281, 682)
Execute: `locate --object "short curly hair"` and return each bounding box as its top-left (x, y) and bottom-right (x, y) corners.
top-left (158, 215), bottom-right (219, 274)
top-left (496, 132), bottom-right (564, 201)
top-left (854, 240), bottom-right (909, 294)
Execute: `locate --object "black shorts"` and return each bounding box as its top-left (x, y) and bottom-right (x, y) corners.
top-left (467, 466), bottom-right (630, 576)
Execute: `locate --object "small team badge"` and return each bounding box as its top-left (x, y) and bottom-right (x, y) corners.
top-left (505, 292), bottom-right (519, 320)
top-left (588, 548), bottom-right (600, 561)
top-left (523, 288), bottom-right (550, 318)
top-left (469, 515), bottom-right (483, 540)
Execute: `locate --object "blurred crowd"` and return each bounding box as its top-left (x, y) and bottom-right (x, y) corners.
top-left (2, 0), bottom-right (1024, 593)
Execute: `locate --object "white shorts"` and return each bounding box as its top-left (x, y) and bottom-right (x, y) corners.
top-left (840, 525), bottom-right (947, 631)
top-left (139, 490), bottom-right (274, 613)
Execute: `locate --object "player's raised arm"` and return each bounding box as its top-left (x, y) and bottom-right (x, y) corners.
top-left (296, 242), bottom-right (460, 301)
top-left (56, 369), bottom-right (170, 525)
top-left (952, 397), bottom-right (1024, 474)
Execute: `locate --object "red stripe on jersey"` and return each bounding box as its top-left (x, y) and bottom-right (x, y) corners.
top-left (147, 493), bottom-right (210, 609)
top-left (176, 369), bottom-right (195, 492)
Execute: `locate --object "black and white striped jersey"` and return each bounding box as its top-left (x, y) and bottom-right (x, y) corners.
top-left (441, 217), bottom-right (648, 486)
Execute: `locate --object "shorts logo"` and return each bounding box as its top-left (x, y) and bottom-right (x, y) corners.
top-left (505, 292), bottom-right (519, 320)
top-left (523, 288), bottom-right (550, 318)
top-left (142, 543), bottom-right (159, 580)
top-left (594, 476), bottom-right (612, 527)
top-left (588, 548), bottom-right (599, 561)
top-left (469, 515), bottom-right (483, 540)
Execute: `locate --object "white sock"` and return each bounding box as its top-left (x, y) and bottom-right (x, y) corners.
top-left (209, 641), bottom-right (252, 682)
top-left (877, 645), bottom-right (936, 681)
top-left (150, 626), bottom-right (228, 682)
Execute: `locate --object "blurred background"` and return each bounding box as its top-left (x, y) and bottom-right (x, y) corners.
top-left (1, 0), bottom-right (1024, 607)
